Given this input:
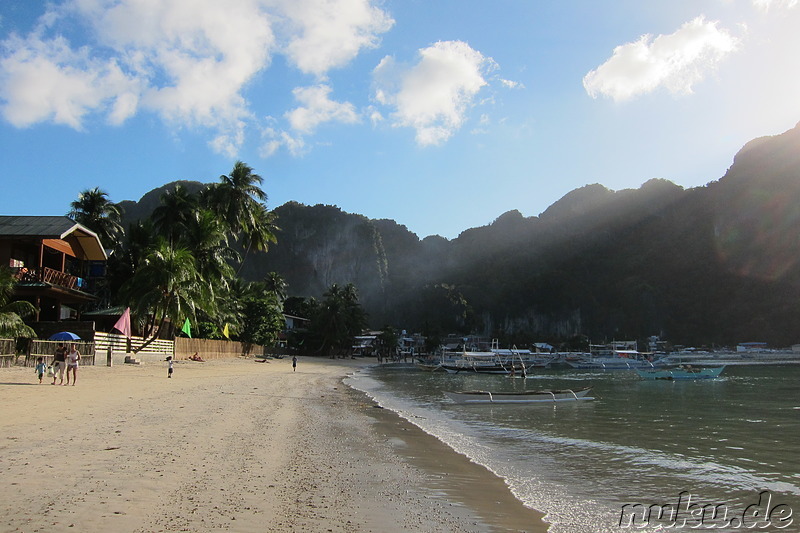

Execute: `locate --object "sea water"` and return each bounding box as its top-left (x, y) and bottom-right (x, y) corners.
top-left (345, 365), bottom-right (800, 532)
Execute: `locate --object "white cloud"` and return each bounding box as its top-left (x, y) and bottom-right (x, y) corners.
top-left (276, 0), bottom-right (394, 77)
top-left (210, 122), bottom-right (246, 158)
top-left (285, 84), bottom-right (359, 133)
top-left (500, 78), bottom-right (523, 89)
top-left (367, 106), bottom-right (383, 125)
top-left (259, 126), bottom-right (306, 157)
top-left (583, 16), bottom-right (739, 102)
top-left (0, 33), bottom-right (141, 128)
top-left (0, 0), bottom-right (393, 155)
top-left (76, 0), bottom-right (275, 147)
top-left (753, 0), bottom-right (799, 11)
top-left (373, 40), bottom-right (491, 146)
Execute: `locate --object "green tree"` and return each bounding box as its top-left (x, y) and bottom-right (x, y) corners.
top-left (309, 283), bottom-right (367, 357)
top-left (203, 161), bottom-right (266, 233)
top-left (0, 267), bottom-right (36, 338)
top-left (185, 210), bottom-right (239, 297)
top-left (151, 184), bottom-right (199, 246)
top-left (68, 187), bottom-right (123, 248)
top-left (201, 161), bottom-right (277, 269)
top-left (241, 203), bottom-right (278, 257)
top-left (262, 271), bottom-right (288, 303)
top-left (106, 219), bottom-right (158, 300)
top-left (120, 241), bottom-right (208, 352)
top-left (238, 292), bottom-right (284, 347)
top-left (377, 326), bottom-right (398, 359)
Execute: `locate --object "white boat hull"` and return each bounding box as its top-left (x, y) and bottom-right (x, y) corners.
top-left (445, 387), bottom-right (594, 404)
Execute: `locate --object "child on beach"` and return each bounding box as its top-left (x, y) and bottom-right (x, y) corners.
top-left (166, 356), bottom-right (174, 378)
top-left (34, 357), bottom-right (47, 384)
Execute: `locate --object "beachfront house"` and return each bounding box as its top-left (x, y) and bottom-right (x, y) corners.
top-left (0, 216), bottom-right (107, 334)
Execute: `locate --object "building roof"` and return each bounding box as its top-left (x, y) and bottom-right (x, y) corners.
top-left (0, 216), bottom-right (107, 260)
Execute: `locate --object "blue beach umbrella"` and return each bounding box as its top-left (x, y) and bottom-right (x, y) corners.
top-left (48, 331), bottom-right (81, 341)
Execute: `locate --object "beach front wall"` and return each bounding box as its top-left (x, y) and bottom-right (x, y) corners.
top-left (94, 332), bottom-right (174, 359)
top-left (174, 337), bottom-right (264, 360)
top-left (0, 338), bottom-right (97, 367)
top-left (1, 334), bottom-right (267, 367)
top-left (0, 338), bottom-right (17, 367)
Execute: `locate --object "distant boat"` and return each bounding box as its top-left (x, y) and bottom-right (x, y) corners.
top-left (438, 351), bottom-right (528, 374)
top-left (434, 339), bottom-right (558, 374)
top-left (567, 342), bottom-right (665, 370)
top-left (415, 362), bottom-right (445, 372)
top-left (635, 365), bottom-right (725, 380)
top-left (445, 387), bottom-right (594, 404)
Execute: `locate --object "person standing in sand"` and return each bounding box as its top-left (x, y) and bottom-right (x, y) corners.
top-left (292, 355), bottom-right (297, 372)
top-left (52, 343), bottom-right (66, 385)
top-left (65, 343), bottom-right (80, 385)
top-left (166, 356), bottom-right (174, 378)
top-left (35, 357), bottom-right (47, 384)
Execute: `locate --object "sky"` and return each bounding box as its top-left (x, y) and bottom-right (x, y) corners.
top-left (1, 0), bottom-right (800, 240)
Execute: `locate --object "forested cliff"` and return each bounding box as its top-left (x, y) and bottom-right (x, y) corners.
top-left (122, 122), bottom-right (800, 347)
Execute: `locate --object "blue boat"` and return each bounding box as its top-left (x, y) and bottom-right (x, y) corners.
top-left (635, 365), bottom-right (726, 380)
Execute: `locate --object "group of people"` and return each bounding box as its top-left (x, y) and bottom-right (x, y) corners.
top-left (35, 342), bottom-right (80, 385)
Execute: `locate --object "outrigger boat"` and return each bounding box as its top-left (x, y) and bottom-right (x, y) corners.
top-left (438, 351), bottom-right (529, 374)
top-left (419, 337), bottom-right (560, 374)
top-left (566, 341), bottom-right (666, 370)
top-left (445, 386), bottom-right (594, 404)
top-left (636, 365), bottom-right (725, 380)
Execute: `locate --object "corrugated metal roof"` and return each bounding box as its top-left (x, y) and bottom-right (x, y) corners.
top-left (0, 216), bottom-right (80, 237)
top-left (0, 216), bottom-right (107, 260)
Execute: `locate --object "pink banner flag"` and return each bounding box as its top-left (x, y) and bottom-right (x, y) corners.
top-left (112, 307), bottom-right (132, 339)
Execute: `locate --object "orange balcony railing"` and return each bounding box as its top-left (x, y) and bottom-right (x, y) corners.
top-left (15, 266), bottom-right (80, 290)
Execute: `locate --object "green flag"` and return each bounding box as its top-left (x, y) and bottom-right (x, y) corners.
top-left (182, 318), bottom-right (192, 338)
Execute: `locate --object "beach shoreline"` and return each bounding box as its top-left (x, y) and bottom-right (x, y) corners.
top-left (0, 357), bottom-right (547, 532)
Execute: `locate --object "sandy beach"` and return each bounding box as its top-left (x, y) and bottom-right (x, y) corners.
top-left (0, 357), bottom-right (547, 532)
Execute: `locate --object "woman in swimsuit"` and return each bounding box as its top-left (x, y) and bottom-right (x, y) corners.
top-left (66, 343), bottom-right (80, 386)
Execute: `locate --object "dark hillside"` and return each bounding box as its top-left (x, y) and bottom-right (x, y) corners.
top-left (116, 122), bottom-right (800, 347)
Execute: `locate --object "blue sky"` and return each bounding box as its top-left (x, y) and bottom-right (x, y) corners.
top-left (1, 0), bottom-right (799, 239)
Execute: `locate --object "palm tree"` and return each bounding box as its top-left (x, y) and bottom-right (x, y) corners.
top-left (120, 240), bottom-right (208, 352)
top-left (0, 267), bottom-right (36, 338)
top-left (262, 271), bottom-right (288, 303)
top-left (241, 202), bottom-right (278, 254)
top-left (341, 283), bottom-right (368, 340)
top-left (151, 184), bottom-right (199, 246)
top-left (202, 161), bottom-right (277, 269)
top-left (184, 209), bottom-right (239, 307)
top-left (68, 187), bottom-right (123, 249)
top-left (211, 277), bottom-right (252, 338)
top-left (312, 283), bottom-right (367, 357)
top-left (314, 284), bottom-right (346, 357)
top-left (203, 161), bottom-right (266, 233)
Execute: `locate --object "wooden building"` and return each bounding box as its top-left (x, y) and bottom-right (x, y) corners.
top-left (0, 216), bottom-right (107, 322)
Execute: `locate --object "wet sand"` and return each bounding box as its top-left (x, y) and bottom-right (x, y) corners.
top-left (0, 357), bottom-right (547, 532)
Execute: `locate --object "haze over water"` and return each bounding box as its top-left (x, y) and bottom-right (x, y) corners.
top-left (347, 364), bottom-right (800, 532)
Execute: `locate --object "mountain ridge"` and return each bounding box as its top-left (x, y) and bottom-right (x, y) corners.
top-left (115, 122), bottom-right (800, 347)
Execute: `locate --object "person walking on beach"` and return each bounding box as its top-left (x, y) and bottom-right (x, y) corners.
top-left (65, 343), bottom-right (80, 385)
top-left (166, 356), bottom-right (174, 378)
top-left (292, 355), bottom-right (297, 372)
top-left (34, 357), bottom-right (47, 384)
top-left (52, 343), bottom-right (66, 385)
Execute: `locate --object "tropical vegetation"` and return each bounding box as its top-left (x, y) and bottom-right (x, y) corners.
top-left (0, 267), bottom-right (36, 338)
top-left (68, 187), bottom-right (124, 247)
top-left (57, 161), bottom-right (366, 355)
